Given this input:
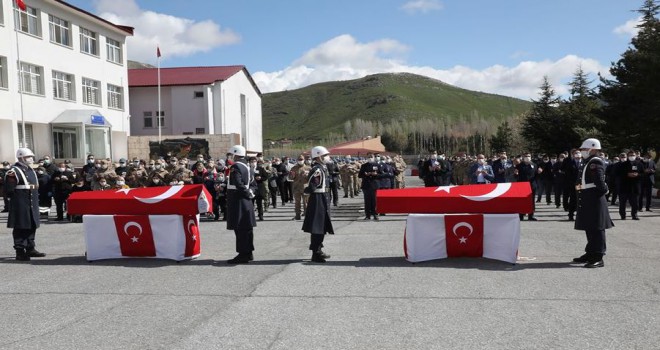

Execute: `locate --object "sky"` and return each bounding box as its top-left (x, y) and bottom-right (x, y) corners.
top-left (65, 0), bottom-right (644, 100)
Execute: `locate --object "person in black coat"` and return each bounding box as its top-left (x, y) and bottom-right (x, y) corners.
top-left (639, 153), bottom-right (656, 212)
top-left (225, 145), bottom-right (257, 264)
top-left (36, 167), bottom-right (52, 211)
top-left (51, 162), bottom-right (75, 221)
top-left (358, 152), bottom-right (382, 220)
top-left (562, 149), bottom-right (583, 221)
top-left (515, 152), bottom-right (538, 221)
top-left (302, 146), bottom-right (334, 263)
top-left (552, 154), bottom-right (566, 208)
top-left (573, 139), bottom-right (613, 268)
top-left (5, 148), bottom-right (46, 261)
top-left (325, 158), bottom-right (341, 207)
top-left (539, 156), bottom-right (554, 205)
top-left (618, 150), bottom-right (643, 220)
top-left (423, 150), bottom-right (450, 187)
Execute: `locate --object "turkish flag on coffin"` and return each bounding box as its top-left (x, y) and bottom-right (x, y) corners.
top-left (83, 215), bottom-right (201, 261)
top-left (377, 182), bottom-right (533, 214)
top-left (68, 184), bottom-right (212, 216)
top-left (404, 214), bottom-right (520, 264)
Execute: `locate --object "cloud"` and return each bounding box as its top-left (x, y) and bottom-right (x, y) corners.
top-left (93, 0), bottom-right (240, 63)
top-left (613, 17), bottom-right (642, 37)
top-left (401, 0), bottom-right (443, 14)
top-left (252, 35), bottom-right (610, 100)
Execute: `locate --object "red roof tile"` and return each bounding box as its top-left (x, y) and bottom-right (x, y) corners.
top-left (128, 66), bottom-right (245, 87)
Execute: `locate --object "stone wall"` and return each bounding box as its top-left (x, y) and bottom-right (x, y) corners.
top-left (127, 133), bottom-right (241, 160)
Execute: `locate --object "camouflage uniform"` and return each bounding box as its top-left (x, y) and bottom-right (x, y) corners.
top-left (394, 156), bottom-right (407, 189)
top-left (289, 162), bottom-right (311, 220)
top-left (340, 162), bottom-right (359, 197)
top-left (92, 160), bottom-right (119, 190)
top-left (452, 158), bottom-right (471, 185)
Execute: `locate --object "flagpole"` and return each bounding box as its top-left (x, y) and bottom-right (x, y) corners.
top-left (14, 4), bottom-right (26, 148)
top-left (157, 46), bottom-right (161, 144)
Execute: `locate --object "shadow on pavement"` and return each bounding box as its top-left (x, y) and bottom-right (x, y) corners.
top-left (0, 255), bottom-right (216, 267)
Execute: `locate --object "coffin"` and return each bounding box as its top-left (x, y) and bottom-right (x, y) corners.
top-left (376, 182), bottom-right (533, 214)
top-left (68, 184), bottom-right (212, 216)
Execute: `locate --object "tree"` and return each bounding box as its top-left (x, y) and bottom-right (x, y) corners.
top-left (521, 76), bottom-right (571, 154)
top-left (599, 0), bottom-right (660, 151)
top-left (560, 66), bottom-right (604, 143)
top-left (489, 121), bottom-right (514, 153)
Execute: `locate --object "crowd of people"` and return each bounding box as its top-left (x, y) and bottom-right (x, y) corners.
top-left (417, 148), bottom-right (657, 221)
top-left (0, 151), bottom-right (408, 224)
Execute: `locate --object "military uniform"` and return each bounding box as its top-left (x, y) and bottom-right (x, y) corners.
top-left (302, 158), bottom-right (334, 262)
top-left (5, 161), bottom-right (44, 260)
top-left (394, 157), bottom-right (407, 189)
top-left (51, 168), bottom-right (75, 220)
top-left (618, 157), bottom-right (643, 220)
top-left (358, 159), bottom-right (381, 220)
top-left (226, 157), bottom-right (256, 263)
top-left (515, 159), bottom-right (537, 221)
top-left (290, 162), bottom-right (311, 220)
top-left (92, 160), bottom-right (119, 190)
top-left (169, 166), bottom-right (194, 185)
top-left (340, 162), bottom-right (358, 197)
top-left (574, 156), bottom-right (613, 266)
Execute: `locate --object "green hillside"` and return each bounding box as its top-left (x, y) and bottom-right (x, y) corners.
top-left (262, 72), bottom-right (532, 141)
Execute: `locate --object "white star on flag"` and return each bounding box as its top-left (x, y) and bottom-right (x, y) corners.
top-left (459, 236), bottom-right (468, 244)
top-left (434, 185), bottom-right (458, 193)
top-left (131, 236), bottom-right (139, 243)
top-left (192, 235), bottom-right (197, 241)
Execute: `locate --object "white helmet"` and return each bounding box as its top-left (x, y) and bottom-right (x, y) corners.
top-left (16, 148), bottom-right (35, 159)
top-left (228, 145), bottom-right (246, 157)
top-left (580, 138), bottom-right (601, 150)
top-left (311, 146), bottom-right (329, 159)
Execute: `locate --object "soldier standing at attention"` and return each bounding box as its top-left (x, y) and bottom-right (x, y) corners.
top-left (302, 146), bottom-right (334, 263)
top-left (4, 148), bottom-right (46, 261)
top-left (226, 145), bottom-right (256, 264)
top-left (290, 155), bottom-right (311, 221)
top-left (573, 139), bottom-right (613, 268)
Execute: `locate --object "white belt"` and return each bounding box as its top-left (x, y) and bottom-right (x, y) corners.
top-left (227, 184), bottom-right (236, 190)
top-left (581, 184), bottom-right (596, 189)
top-left (15, 184), bottom-right (37, 190)
top-left (313, 189), bottom-right (328, 193)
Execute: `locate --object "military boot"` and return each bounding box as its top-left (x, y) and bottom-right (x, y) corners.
top-left (311, 251), bottom-right (326, 263)
top-left (26, 248), bottom-right (46, 258)
top-left (15, 249), bottom-right (30, 261)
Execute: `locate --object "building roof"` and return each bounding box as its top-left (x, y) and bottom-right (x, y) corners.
top-left (128, 66), bottom-right (261, 95)
top-left (54, 0), bottom-right (134, 36)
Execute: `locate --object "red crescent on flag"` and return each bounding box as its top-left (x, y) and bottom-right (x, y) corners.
top-left (134, 185), bottom-right (184, 204)
top-left (460, 183), bottom-right (512, 202)
top-left (452, 222), bottom-right (473, 237)
top-left (187, 219), bottom-right (195, 235)
top-left (123, 221), bottom-right (143, 236)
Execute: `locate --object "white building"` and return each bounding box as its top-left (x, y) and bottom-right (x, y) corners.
top-left (0, 0), bottom-right (133, 163)
top-left (128, 66), bottom-right (263, 152)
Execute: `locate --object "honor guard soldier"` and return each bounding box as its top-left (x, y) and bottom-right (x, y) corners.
top-left (573, 139), bottom-right (613, 268)
top-left (226, 145), bottom-right (257, 264)
top-left (302, 146), bottom-right (334, 263)
top-left (4, 148), bottom-right (46, 261)
top-left (358, 153), bottom-right (382, 220)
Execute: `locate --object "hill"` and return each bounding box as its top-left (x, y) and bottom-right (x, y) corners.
top-left (262, 72), bottom-right (531, 141)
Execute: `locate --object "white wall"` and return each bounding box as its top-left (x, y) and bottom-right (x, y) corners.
top-left (217, 70), bottom-right (262, 152)
top-left (0, 0), bottom-right (130, 162)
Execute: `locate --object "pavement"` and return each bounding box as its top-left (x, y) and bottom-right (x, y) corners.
top-left (0, 177), bottom-right (659, 350)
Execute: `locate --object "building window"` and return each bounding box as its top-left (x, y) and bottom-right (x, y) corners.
top-left (18, 62), bottom-right (44, 95)
top-left (195, 128), bottom-right (205, 134)
top-left (52, 71), bottom-right (74, 101)
top-left (107, 84), bottom-right (123, 109)
top-left (0, 56), bottom-right (7, 89)
top-left (194, 91), bottom-right (204, 98)
top-left (82, 77), bottom-right (100, 105)
top-left (17, 123), bottom-right (34, 149)
top-left (157, 117), bottom-right (165, 127)
top-left (48, 15), bottom-right (71, 46)
top-left (106, 38), bottom-right (122, 64)
top-left (14, 4), bottom-right (40, 36)
top-left (143, 111), bottom-right (153, 117)
top-left (156, 110), bottom-right (165, 116)
top-left (143, 117), bottom-right (153, 128)
top-left (79, 27), bottom-right (98, 56)
top-left (53, 126), bottom-right (79, 159)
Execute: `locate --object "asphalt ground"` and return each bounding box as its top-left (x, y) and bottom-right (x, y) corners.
top-left (0, 177), bottom-right (659, 350)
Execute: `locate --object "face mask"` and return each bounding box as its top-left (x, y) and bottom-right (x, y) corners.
top-left (155, 165), bottom-right (162, 170)
top-left (551, 159), bottom-right (557, 163)
top-left (297, 161), bottom-right (304, 166)
top-left (580, 150), bottom-right (590, 159)
top-left (134, 162), bottom-right (140, 166)
top-left (95, 164), bottom-right (101, 168)
top-left (153, 179), bottom-right (160, 184)
top-left (439, 155), bottom-right (446, 160)
top-left (523, 157), bottom-right (531, 163)
top-left (99, 182), bottom-right (107, 187)
top-left (117, 181), bottom-right (125, 186)
top-left (88, 159), bottom-right (94, 164)
top-left (119, 163), bottom-right (126, 167)
top-left (430, 155), bottom-right (437, 160)
top-left (477, 159), bottom-right (485, 165)
top-left (44, 159), bottom-right (50, 165)
top-left (4, 166), bottom-right (9, 170)
top-left (323, 155), bottom-right (331, 163)
top-left (250, 163), bottom-right (257, 168)
top-left (369, 157), bottom-right (375, 162)
top-left (375, 156), bottom-right (381, 162)
top-left (304, 160), bottom-right (311, 165)
top-left (58, 167), bottom-right (66, 172)
top-left (37, 170), bottom-right (44, 175)
top-left (628, 156), bottom-right (636, 162)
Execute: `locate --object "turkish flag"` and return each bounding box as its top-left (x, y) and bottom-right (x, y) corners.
top-left (68, 184), bottom-right (212, 216)
top-left (113, 215), bottom-right (157, 257)
top-left (444, 214), bottom-right (484, 258)
top-left (404, 214), bottom-right (520, 263)
top-left (83, 215), bottom-right (203, 261)
top-left (377, 182), bottom-right (533, 214)
top-left (182, 214), bottom-right (201, 258)
top-left (16, 0), bottom-right (26, 11)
